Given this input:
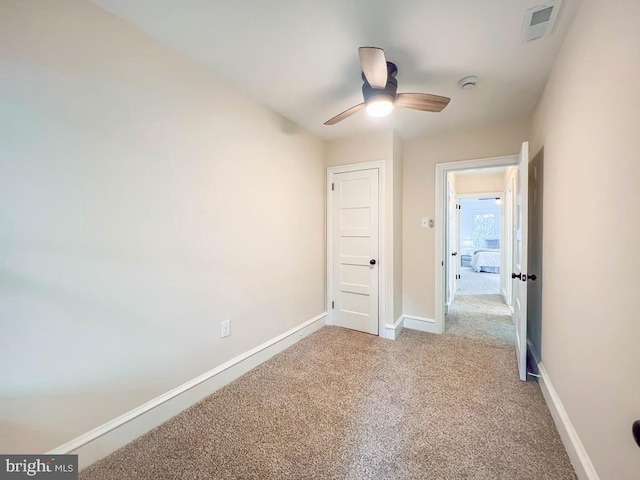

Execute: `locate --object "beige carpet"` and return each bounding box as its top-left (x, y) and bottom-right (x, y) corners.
top-left (457, 267), bottom-right (501, 295)
top-left (80, 310), bottom-right (575, 479)
top-left (446, 294), bottom-right (515, 344)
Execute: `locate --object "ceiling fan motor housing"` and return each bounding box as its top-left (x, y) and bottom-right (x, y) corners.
top-left (362, 62), bottom-right (398, 105)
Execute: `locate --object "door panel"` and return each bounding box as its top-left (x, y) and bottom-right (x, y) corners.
top-left (512, 142), bottom-right (529, 381)
top-left (340, 264), bottom-right (370, 287)
top-left (332, 169), bottom-right (379, 335)
top-left (341, 237), bottom-right (370, 256)
top-left (527, 150), bottom-right (544, 358)
top-left (446, 179), bottom-right (458, 312)
top-left (505, 171), bottom-right (516, 308)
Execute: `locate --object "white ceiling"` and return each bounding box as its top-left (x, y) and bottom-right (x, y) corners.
top-left (91, 0), bottom-right (578, 140)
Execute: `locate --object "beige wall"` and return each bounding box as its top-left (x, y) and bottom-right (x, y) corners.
top-left (402, 121), bottom-right (530, 319)
top-left (325, 130), bottom-right (393, 168)
top-left (0, 0), bottom-right (325, 453)
top-left (530, 1), bottom-right (640, 478)
top-left (454, 172), bottom-right (505, 195)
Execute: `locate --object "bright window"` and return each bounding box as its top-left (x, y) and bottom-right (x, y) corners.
top-left (472, 213), bottom-right (496, 248)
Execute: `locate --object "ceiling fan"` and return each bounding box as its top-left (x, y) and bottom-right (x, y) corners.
top-left (325, 47), bottom-right (450, 125)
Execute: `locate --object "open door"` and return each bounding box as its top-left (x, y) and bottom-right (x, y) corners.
top-left (512, 142), bottom-right (529, 381)
top-left (445, 177), bottom-right (459, 313)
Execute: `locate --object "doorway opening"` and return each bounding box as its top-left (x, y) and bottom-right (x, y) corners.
top-left (444, 166), bottom-right (514, 344)
top-left (438, 158), bottom-right (517, 334)
top-left (458, 195), bottom-right (502, 295)
top-left (435, 143), bottom-right (530, 380)
top-left (447, 187), bottom-right (512, 343)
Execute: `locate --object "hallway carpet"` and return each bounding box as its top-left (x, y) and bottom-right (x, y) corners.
top-left (446, 294), bottom-right (514, 344)
top-left (457, 266), bottom-right (501, 295)
top-left (80, 325), bottom-right (575, 479)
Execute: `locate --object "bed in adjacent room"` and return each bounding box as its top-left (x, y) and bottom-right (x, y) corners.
top-left (471, 249), bottom-right (500, 273)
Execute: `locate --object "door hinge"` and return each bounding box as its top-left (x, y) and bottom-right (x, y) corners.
top-left (331, 301), bottom-right (334, 309)
top-left (331, 183), bottom-right (334, 191)
top-left (457, 204), bottom-right (461, 210)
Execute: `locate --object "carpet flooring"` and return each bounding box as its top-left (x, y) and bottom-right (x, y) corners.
top-left (446, 294), bottom-right (515, 345)
top-left (457, 267), bottom-right (500, 295)
top-left (80, 313), bottom-right (575, 479)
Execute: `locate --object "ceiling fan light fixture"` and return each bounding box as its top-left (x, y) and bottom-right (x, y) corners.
top-left (365, 95), bottom-right (394, 117)
top-left (324, 47), bottom-right (451, 126)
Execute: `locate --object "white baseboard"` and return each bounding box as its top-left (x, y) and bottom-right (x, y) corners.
top-left (501, 288), bottom-right (508, 306)
top-left (384, 315), bottom-right (404, 340)
top-left (402, 314), bottom-right (438, 334)
top-left (49, 313), bottom-right (327, 471)
top-left (529, 345), bottom-right (600, 480)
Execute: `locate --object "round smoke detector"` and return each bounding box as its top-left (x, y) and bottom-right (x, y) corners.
top-left (458, 76), bottom-right (478, 90)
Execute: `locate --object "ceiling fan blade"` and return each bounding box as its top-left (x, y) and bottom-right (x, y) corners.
top-left (395, 93), bottom-right (451, 112)
top-left (324, 103), bottom-right (365, 125)
top-left (358, 47), bottom-right (388, 89)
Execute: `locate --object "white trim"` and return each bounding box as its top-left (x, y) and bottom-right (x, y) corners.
top-left (456, 191), bottom-right (504, 199)
top-left (385, 314), bottom-right (404, 340)
top-left (49, 313), bottom-right (327, 470)
top-left (327, 161), bottom-right (386, 337)
top-left (435, 155), bottom-right (518, 335)
top-left (529, 345), bottom-right (600, 480)
top-left (402, 314), bottom-right (438, 334)
top-left (501, 287), bottom-right (508, 305)
top-left (326, 160), bottom-right (385, 175)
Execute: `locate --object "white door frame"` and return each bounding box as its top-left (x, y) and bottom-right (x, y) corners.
top-left (445, 178), bottom-right (459, 314)
top-left (457, 192), bottom-right (504, 199)
top-left (435, 155), bottom-right (517, 334)
top-left (504, 169), bottom-right (517, 311)
top-left (327, 161), bottom-right (386, 337)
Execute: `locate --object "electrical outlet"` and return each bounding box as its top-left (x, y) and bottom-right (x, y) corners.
top-left (220, 320), bottom-right (230, 338)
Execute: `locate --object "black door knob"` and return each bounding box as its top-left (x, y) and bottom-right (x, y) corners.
top-left (451, 252), bottom-right (458, 256)
top-left (370, 259), bottom-right (376, 265)
top-left (512, 272), bottom-right (522, 280)
top-left (633, 420), bottom-right (640, 448)
top-left (527, 274), bottom-right (537, 281)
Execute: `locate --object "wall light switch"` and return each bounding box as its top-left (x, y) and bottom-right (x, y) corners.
top-left (421, 218), bottom-right (434, 228)
top-left (221, 320), bottom-right (230, 338)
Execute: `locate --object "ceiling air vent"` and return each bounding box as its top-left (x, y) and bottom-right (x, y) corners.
top-left (522, 0), bottom-right (563, 42)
